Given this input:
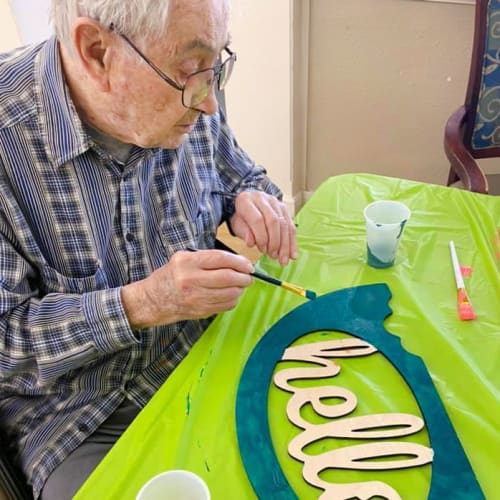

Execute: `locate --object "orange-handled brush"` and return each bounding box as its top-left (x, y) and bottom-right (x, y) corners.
top-left (449, 241), bottom-right (476, 321)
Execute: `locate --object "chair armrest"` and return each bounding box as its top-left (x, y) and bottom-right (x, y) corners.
top-left (444, 106), bottom-right (489, 194)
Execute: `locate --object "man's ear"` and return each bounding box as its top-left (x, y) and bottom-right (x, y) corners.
top-left (71, 18), bottom-right (113, 91)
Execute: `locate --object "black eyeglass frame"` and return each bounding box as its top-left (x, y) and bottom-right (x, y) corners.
top-left (109, 23), bottom-right (236, 109)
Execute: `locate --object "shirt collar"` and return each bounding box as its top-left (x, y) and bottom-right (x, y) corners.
top-left (35, 37), bottom-right (92, 168)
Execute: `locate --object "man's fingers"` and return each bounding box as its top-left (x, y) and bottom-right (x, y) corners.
top-left (235, 195), bottom-right (270, 253)
top-left (181, 249), bottom-right (253, 274)
top-left (192, 267), bottom-right (253, 289)
top-left (229, 190), bottom-right (299, 265)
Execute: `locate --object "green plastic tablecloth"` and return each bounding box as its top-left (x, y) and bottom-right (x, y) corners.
top-left (75, 173), bottom-right (500, 500)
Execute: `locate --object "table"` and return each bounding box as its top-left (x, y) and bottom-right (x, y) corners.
top-left (75, 173), bottom-right (500, 500)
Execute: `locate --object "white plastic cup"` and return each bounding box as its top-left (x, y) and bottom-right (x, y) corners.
top-left (363, 200), bottom-right (411, 268)
top-left (136, 470), bottom-right (210, 500)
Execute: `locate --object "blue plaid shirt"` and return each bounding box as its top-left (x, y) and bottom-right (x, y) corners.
top-left (0, 37), bottom-right (281, 498)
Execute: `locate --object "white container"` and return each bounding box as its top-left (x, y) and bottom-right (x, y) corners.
top-left (363, 200), bottom-right (411, 268)
top-left (136, 470), bottom-right (210, 500)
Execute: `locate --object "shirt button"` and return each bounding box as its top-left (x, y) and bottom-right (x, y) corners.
top-left (126, 232), bottom-right (134, 242)
top-left (78, 423), bottom-right (88, 433)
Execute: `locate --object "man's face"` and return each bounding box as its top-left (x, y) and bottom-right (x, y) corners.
top-left (107, 0), bottom-right (230, 149)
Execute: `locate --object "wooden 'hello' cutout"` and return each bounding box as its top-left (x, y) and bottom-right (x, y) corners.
top-left (236, 284), bottom-right (485, 500)
top-left (274, 339), bottom-right (433, 499)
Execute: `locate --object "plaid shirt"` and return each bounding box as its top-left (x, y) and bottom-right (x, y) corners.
top-left (0, 37), bottom-right (281, 498)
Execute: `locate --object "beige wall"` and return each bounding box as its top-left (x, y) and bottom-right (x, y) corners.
top-left (306, 0), bottom-right (476, 192)
top-left (0, 0), bottom-right (19, 51)
top-left (227, 0), bottom-right (297, 209)
top-left (227, 0), bottom-right (482, 204)
top-left (227, 0), bottom-right (311, 211)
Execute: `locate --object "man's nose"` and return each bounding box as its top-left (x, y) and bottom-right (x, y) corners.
top-left (196, 85), bottom-right (219, 115)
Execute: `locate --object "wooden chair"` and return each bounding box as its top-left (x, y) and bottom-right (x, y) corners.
top-left (444, 0), bottom-right (500, 194)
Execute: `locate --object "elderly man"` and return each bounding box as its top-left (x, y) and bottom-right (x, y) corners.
top-left (0, 0), bottom-right (297, 498)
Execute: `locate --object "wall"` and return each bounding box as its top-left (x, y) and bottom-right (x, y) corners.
top-left (226, 0), bottom-right (298, 210)
top-left (305, 0), bottom-right (476, 192)
top-left (0, 0), bottom-right (19, 51)
top-left (226, 0), bottom-right (481, 199)
top-left (8, 0), bottom-right (51, 44)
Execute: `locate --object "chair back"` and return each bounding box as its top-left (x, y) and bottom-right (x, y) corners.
top-left (463, 0), bottom-right (500, 158)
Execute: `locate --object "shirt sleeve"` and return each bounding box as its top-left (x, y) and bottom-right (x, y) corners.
top-left (0, 228), bottom-right (139, 386)
top-left (212, 108), bottom-right (283, 220)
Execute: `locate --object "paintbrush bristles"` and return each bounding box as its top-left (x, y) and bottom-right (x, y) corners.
top-left (280, 281), bottom-right (316, 300)
top-left (280, 281), bottom-right (306, 297)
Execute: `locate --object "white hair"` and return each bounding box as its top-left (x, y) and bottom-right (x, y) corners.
top-left (50, 0), bottom-right (171, 48)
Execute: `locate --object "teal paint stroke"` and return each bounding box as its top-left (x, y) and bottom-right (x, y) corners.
top-left (235, 284), bottom-right (484, 500)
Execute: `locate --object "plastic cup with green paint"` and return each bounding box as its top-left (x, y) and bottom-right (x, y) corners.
top-left (363, 200), bottom-right (410, 268)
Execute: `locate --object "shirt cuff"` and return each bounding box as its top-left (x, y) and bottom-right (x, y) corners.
top-left (82, 287), bottom-right (140, 353)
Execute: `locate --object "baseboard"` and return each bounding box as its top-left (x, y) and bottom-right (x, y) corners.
top-left (451, 174), bottom-right (500, 195)
top-left (487, 174), bottom-right (500, 195)
top-left (282, 192), bottom-right (303, 215)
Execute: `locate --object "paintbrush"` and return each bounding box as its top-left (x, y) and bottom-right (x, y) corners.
top-left (449, 240), bottom-right (476, 321)
top-left (186, 244), bottom-right (316, 301)
top-left (249, 269), bottom-right (316, 300)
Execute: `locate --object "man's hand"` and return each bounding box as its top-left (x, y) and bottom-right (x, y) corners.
top-left (228, 191), bottom-right (298, 266)
top-left (121, 250), bottom-right (253, 329)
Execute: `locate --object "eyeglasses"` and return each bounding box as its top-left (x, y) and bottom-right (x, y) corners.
top-left (109, 24), bottom-right (236, 110)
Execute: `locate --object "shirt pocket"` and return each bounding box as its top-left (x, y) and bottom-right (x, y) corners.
top-left (38, 263), bottom-right (108, 295)
top-left (191, 205), bottom-right (218, 249)
top-left (157, 192), bottom-right (222, 258)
